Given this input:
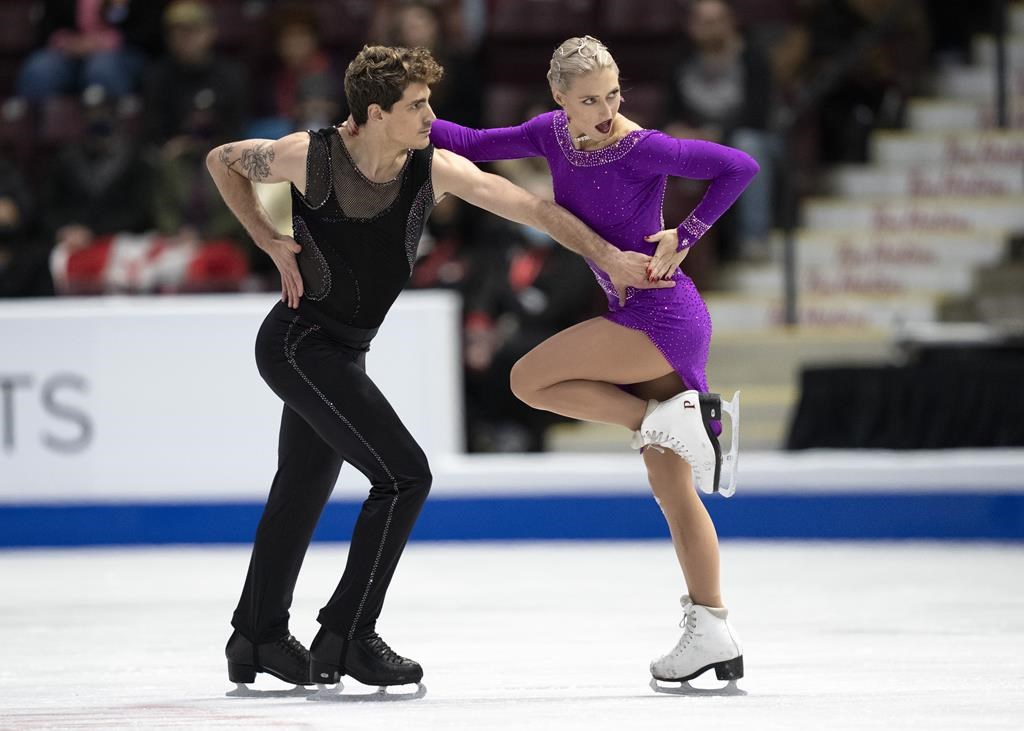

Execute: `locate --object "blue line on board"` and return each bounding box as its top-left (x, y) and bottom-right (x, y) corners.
top-left (1, 492), bottom-right (1021, 547)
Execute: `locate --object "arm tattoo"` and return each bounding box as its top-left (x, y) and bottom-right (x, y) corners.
top-left (240, 144), bottom-right (275, 181)
top-left (217, 144), bottom-right (234, 168)
top-left (219, 142), bottom-right (275, 181)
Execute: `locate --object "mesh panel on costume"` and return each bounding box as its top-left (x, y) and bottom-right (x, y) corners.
top-left (302, 131), bottom-right (333, 209)
top-left (292, 215), bottom-right (331, 300)
top-left (404, 178), bottom-right (434, 269)
top-left (329, 134), bottom-right (408, 220)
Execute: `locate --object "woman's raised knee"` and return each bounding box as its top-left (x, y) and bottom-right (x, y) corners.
top-left (509, 357), bottom-right (539, 405)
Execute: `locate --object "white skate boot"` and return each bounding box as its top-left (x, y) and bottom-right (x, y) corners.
top-left (649, 595), bottom-right (745, 696)
top-left (630, 390), bottom-right (741, 496)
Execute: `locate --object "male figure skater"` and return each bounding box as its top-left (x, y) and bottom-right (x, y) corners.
top-left (207, 44), bottom-right (677, 692)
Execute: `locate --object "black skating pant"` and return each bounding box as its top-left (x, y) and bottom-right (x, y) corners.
top-left (232, 302), bottom-right (431, 643)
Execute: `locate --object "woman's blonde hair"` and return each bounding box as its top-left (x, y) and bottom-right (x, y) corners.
top-left (546, 35), bottom-right (617, 93)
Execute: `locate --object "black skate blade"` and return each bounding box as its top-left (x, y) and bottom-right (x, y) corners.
top-left (307, 682), bottom-right (427, 703)
top-left (225, 682), bottom-right (316, 698)
top-left (649, 677), bottom-right (746, 697)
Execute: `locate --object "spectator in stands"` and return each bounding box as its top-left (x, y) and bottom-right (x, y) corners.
top-left (796, 0), bottom-right (930, 163)
top-left (139, 0), bottom-right (250, 289)
top-left (461, 217), bottom-right (600, 452)
top-left (142, 0), bottom-right (248, 147)
top-left (923, 0), bottom-right (998, 67)
top-left (42, 85), bottom-right (152, 252)
top-left (0, 161), bottom-right (52, 297)
top-left (16, 0), bottom-right (166, 101)
top-left (248, 5), bottom-right (343, 140)
top-left (149, 114), bottom-right (246, 247)
top-left (294, 74), bottom-right (344, 133)
top-left (664, 0), bottom-right (777, 262)
top-left (383, 0), bottom-right (483, 127)
top-left (148, 92), bottom-right (250, 290)
top-left (41, 84), bottom-right (160, 294)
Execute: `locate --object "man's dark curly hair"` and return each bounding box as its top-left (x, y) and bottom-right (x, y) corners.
top-left (344, 45), bottom-right (444, 125)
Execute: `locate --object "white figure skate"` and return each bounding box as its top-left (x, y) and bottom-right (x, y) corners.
top-left (631, 390), bottom-right (740, 496)
top-left (649, 595), bottom-right (745, 696)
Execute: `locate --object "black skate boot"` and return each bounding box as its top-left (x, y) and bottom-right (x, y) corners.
top-left (310, 626), bottom-right (423, 686)
top-left (225, 629), bottom-right (311, 686)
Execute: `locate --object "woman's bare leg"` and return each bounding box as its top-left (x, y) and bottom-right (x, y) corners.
top-left (634, 373), bottom-right (723, 608)
top-left (510, 317), bottom-right (721, 603)
top-left (509, 317), bottom-right (677, 429)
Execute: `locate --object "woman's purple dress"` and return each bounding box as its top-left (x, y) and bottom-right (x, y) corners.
top-left (430, 110), bottom-right (758, 393)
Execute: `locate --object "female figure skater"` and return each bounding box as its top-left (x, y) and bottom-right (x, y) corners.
top-left (429, 35), bottom-right (757, 690)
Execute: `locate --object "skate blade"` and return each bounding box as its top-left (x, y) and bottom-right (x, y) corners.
top-left (307, 681), bottom-right (427, 703)
top-left (225, 683), bottom-right (316, 698)
top-left (718, 391), bottom-right (740, 498)
top-left (649, 677), bottom-right (746, 697)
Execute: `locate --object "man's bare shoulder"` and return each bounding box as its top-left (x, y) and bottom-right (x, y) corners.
top-left (432, 147), bottom-right (482, 179)
top-left (430, 147), bottom-right (482, 200)
top-left (211, 131), bottom-right (311, 186)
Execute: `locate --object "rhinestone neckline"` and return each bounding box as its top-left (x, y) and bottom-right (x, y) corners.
top-left (553, 110), bottom-right (651, 167)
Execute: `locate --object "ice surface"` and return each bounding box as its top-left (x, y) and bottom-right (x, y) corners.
top-left (1, 541), bottom-right (1022, 729)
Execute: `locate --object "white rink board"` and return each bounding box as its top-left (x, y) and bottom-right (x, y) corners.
top-left (0, 293), bottom-right (462, 501)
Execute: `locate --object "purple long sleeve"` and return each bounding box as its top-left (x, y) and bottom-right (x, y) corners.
top-left (429, 118), bottom-right (544, 162)
top-left (629, 133), bottom-right (760, 250)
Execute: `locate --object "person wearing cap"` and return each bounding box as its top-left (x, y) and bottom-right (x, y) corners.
top-left (142, 0), bottom-right (248, 148)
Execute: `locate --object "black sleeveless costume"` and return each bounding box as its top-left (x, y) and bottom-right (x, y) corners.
top-left (232, 127), bottom-right (436, 643)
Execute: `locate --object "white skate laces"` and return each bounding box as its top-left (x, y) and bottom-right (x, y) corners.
top-left (630, 390), bottom-right (741, 497)
top-left (649, 595), bottom-right (744, 695)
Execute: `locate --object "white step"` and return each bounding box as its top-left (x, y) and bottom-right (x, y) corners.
top-left (727, 263), bottom-right (976, 297)
top-left (802, 196), bottom-right (1024, 233)
top-left (794, 230), bottom-right (1008, 265)
top-left (728, 232), bottom-right (1004, 297)
top-left (870, 130), bottom-right (1024, 164)
top-left (971, 34), bottom-right (1024, 68)
top-left (907, 99), bottom-right (994, 131)
top-left (830, 162), bottom-right (1024, 196)
top-left (933, 64), bottom-right (1022, 100)
top-left (705, 294), bottom-right (937, 331)
top-left (905, 98), bottom-right (1024, 130)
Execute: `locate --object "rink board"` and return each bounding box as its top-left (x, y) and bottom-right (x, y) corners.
top-left (2, 490), bottom-right (1023, 547)
top-left (3, 296), bottom-right (1023, 545)
top-left (4, 450), bottom-right (1024, 545)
